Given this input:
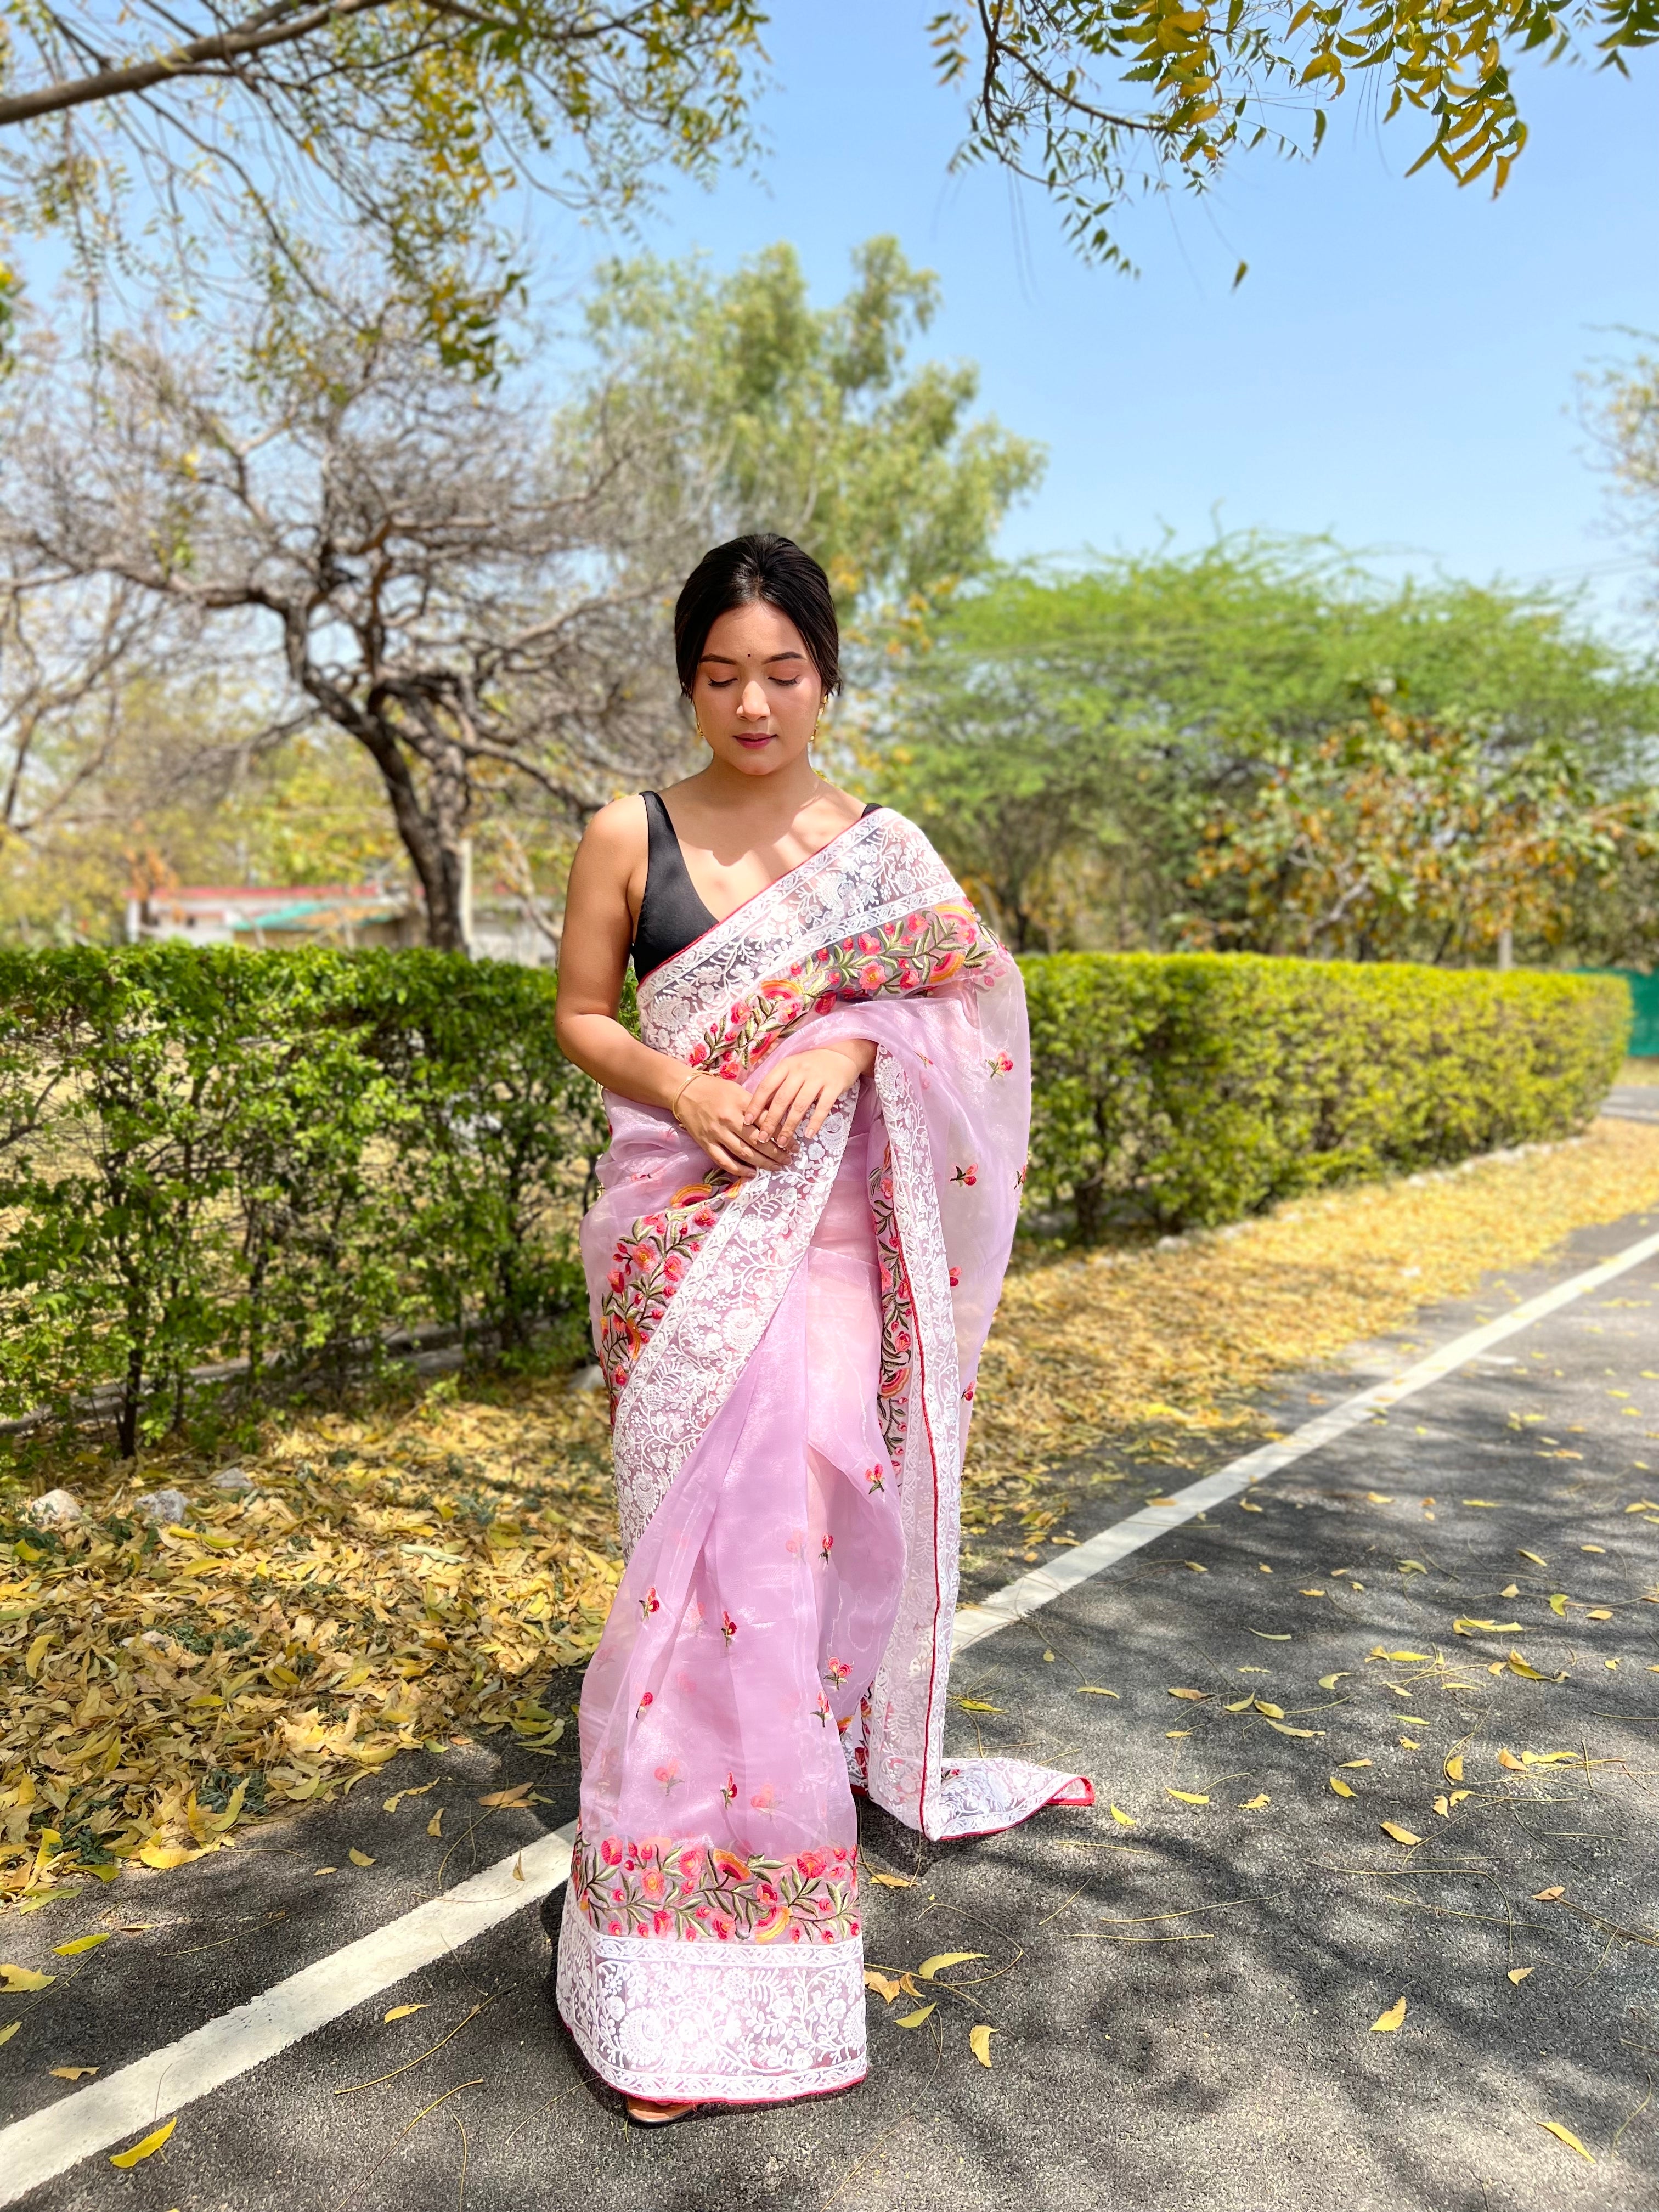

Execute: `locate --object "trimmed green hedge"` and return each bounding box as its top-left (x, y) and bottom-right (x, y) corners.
top-left (0, 946), bottom-right (601, 1454)
top-left (1020, 952), bottom-right (1629, 1239)
top-left (0, 945), bottom-right (1628, 1449)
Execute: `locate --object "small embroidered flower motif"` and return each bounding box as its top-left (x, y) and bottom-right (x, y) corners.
top-left (814, 1693), bottom-right (833, 1726)
top-left (963, 1382), bottom-right (975, 1402)
top-left (635, 1690), bottom-right (654, 1719)
top-left (837, 1712), bottom-right (853, 1734)
top-left (638, 1585), bottom-right (661, 1622)
top-left (720, 1609), bottom-right (738, 1644)
top-left (819, 1533), bottom-right (834, 1565)
top-left (948, 1265), bottom-right (961, 1288)
top-left (988, 1051), bottom-right (1014, 1076)
top-left (826, 1655), bottom-right (851, 1685)
top-left (863, 1464), bottom-right (885, 1494)
top-left (653, 1760), bottom-right (682, 1796)
top-left (785, 1528), bottom-right (806, 1559)
top-left (1014, 1161), bottom-right (1028, 1188)
top-left (951, 1163), bottom-right (978, 1187)
top-left (720, 1773), bottom-right (737, 1805)
top-left (750, 1783), bottom-right (777, 1814)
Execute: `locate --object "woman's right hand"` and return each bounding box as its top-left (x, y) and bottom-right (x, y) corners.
top-left (674, 1072), bottom-right (791, 1180)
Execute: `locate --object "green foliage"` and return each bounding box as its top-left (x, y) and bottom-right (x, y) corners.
top-left (575, 238), bottom-right (1045, 646)
top-left (0, 946), bottom-right (598, 1453)
top-left (872, 540), bottom-right (1659, 954)
top-left (1019, 951), bottom-right (1629, 1240)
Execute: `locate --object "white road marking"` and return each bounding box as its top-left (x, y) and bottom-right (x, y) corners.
top-left (6, 1222), bottom-right (1656, 2201)
top-left (952, 1223), bottom-right (1659, 1654)
top-left (0, 1826), bottom-right (575, 2208)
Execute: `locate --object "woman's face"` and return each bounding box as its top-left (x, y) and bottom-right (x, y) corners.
top-left (690, 600), bottom-right (822, 778)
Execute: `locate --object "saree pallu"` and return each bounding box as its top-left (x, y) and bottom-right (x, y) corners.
top-left (555, 807), bottom-right (1090, 2107)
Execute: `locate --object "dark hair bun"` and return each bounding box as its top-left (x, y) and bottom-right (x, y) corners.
top-left (673, 534), bottom-right (841, 699)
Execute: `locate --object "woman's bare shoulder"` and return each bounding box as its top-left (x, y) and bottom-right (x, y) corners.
top-left (577, 793), bottom-right (650, 865)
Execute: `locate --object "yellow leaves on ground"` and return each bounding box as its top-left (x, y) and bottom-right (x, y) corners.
top-left (1238, 1793), bottom-right (1271, 1809)
top-left (1318, 1672), bottom-right (1350, 1689)
top-left (110, 2117), bottom-right (176, 2168)
top-left (1369, 1649), bottom-right (1430, 1663)
top-left (1548, 1594), bottom-right (1570, 1617)
top-left (869, 1871), bottom-right (915, 1889)
top-left (1109, 1805), bottom-right (1137, 1827)
top-left (347, 1848), bottom-right (375, 1867)
top-left (52, 1931), bottom-right (111, 1957)
top-left (895, 2004), bottom-right (936, 2028)
top-left (1075, 1685), bottom-right (1119, 1697)
top-left (966, 1121), bottom-right (1659, 1572)
top-left (1443, 1754), bottom-right (1464, 1782)
top-left (0, 1964), bottom-right (54, 1991)
top-left (1460, 1500), bottom-right (1499, 1509)
top-left (1265, 1720), bottom-right (1319, 1739)
top-left (1370, 1997), bottom-right (1408, 2032)
top-left (1329, 1776), bottom-right (1355, 1798)
top-left (1533, 1886), bottom-right (1565, 1901)
top-left (1537, 2120), bottom-right (1594, 2163)
top-left (1498, 1749), bottom-right (1526, 1771)
top-left (427, 1810), bottom-right (443, 1838)
top-left (1167, 1687), bottom-right (1208, 1701)
top-left (1380, 1822), bottom-right (1422, 1847)
top-left (1453, 1618), bottom-right (1521, 1635)
top-left (957, 1699), bottom-right (1003, 1714)
top-left (1254, 1700), bottom-right (1284, 1718)
top-left (918, 1952), bottom-right (986, 1979)
top-left (383, 2003), bottom-right (426, 2022)
top-left (49, 2064), bottom-right (98, 2080)
top-left (0, 2020), bottom-right (19, 2045)
top-left (969, 2024), bottom-right (996, 2067)
top-left (0, 1373), bottom-right (619, 1896)
top-left (1508, 1967), bottom-right (1534, 1984)
top-left (477, 1783), bottom-right (534, 1809)
top-left (1506, 1651), bottom-right (1565, 1681)
top-left (862, 1971), bottom-right (904, 2004)
top-left (382, 1781), bottom-right (439, 1813)
top-left (1519, 1549), bottom-right (1549, 1567)
top-left (1167, 1790), bottom-right (1210, 1806)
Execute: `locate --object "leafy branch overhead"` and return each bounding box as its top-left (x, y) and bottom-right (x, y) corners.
top-left (933, 0), bottom-right (1659, 270)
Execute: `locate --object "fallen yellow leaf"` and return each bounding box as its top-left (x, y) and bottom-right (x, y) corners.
top-left (0, 2022), bottom-right (19, 2046)
top-left (0, 1966), bottom-right (54, 1992)
top-left (52, 1932), bottom-right (112, 1957)
top-left (1075, 1686), bottom-right (1119, 1697)
top-left (1498, 1748), bottom-right (1525, 1770)
top-left (1380, 1823), bottom-right (1422, 1847)
top-left (1254, 1700), bottom-right (1285, 1719)
top-left (918, 1952), bottom-right (987, 1980)
top-left (895, 2004), bottom-right (936, 2029)
top-left (1328, 1776), bottom-right (1355, 1798)
top-left (49, 2065), bottom-right (98, 2080)
top-left (1432, 1796), bottom-right (1449, 1817)
top-left (1508, 1967), bottom-right (1533, 1984)
top-left (1167, 1688), bottom-right (1208, 1701)
top-left (1340, 1759), bottom-right (1373, 1768)
top-left (1500, 1582), bottom-right (1519, 1597)
top-left (1223, 1696), bottom-right (1254, 1711)
top-left (1584, 1608), bottom-right (1612, 1621)
top-left (1460, 1500), bottom-right (1499, 1509)
top-left (110, 2117), bottom-right (176, 2169)
top-left (1109, 1805), bottom-right (1136, 1827)
top-left (347, 1848), bottom-right (375, 1867)
top-left (968, 2023), bottom-right (996, 2068)
top-left (138, 1841), bottom-right (195, 1870)
top-left (1443, 1753), bottom-right (1464, 1782)
top-left (1548, 1594), bottom-right (1569, 1617)
top-left (1507, 1651), bottom-right (1563, 1680)
top-left (1537, 2120), bottom-right (1594, 2163)
top-left (1519, 1549), bottom-right (1548, 1566)
top-left (1266, 1720), bottom-right (1319, 1738)
top-left (1318, 1672), bottom-right (1351, 1689)
top-left (478, 1783), bottom-right (534, 1809)
top-left (1370, 1996), bottom-right (1408, 2032)
top-left (862, 1972), bottom-right (902, 2005)
top-left (383, 2003), bottom-right (426, 2022)
top-left (1166, 1790), bottom-right (1210, 1806)
top-left (382, 1781), bottom-right (440, 1813)
top-left (957, 1699), bottom-right (1003, 1713)
top-left (427, 1810), bottom-right (443, 1837)
top-left (1453, 1618), bottom-right (1522, 1635)
top-left (1533, 1886), bottom-right (1565, 1901)
top-left (869, 1872), bottom-right (914, 1889)
top-left (1367, 1493), bottom-right (1394, 1504)
top-left (1238, 1793), bottom-right (1271, 1809)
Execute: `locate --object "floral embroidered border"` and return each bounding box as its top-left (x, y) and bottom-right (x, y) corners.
top-left (597, 1175), bottom-right (736, 1412)
top-left (571, 1825), bottom-right (859, 1944)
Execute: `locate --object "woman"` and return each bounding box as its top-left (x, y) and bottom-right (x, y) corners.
top-left (553, 533), bottom-right (1090, 2123)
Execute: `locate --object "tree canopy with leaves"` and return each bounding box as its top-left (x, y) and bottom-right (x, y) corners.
top-left (4, 0), bottom-right (1656, 366)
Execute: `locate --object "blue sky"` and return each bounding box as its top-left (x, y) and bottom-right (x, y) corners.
top-left (570, 5), bottom-right (1659, 636)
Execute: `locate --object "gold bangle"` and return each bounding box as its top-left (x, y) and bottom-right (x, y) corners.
top-left (670, 1071), bottom-right (706, 1124)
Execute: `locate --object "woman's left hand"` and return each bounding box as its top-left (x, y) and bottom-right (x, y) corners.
top-left (745, 1041), bottom-right (877, 1153)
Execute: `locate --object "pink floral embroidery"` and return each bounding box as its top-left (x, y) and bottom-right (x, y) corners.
top-left (635, 1690), bottom-right (653, 1720)
top-left (949, 1265), bottom-right (961, 1288)
top-left (870, 1142), bottom-right (913, 1465)
top-left (863, 1463), bottom-right (886, 1494)
top-left (720, 1774), bottom-right (737, 1805)
top-left (571, 1829), bottom-right (860, 1943)
top-left (599, 1177), bottom-right (736, 1412)
top-left (952, 1163), bottom-right (978, 1187)
top-left (818, 1533), bottom-right (834, 1565)
top-left (639, 1585), bottom-right (661, 1621)
top-left (720, 1610), bottom-right (738, 1644)
top-left (826, 1656), bottom-right (851, 1685)
top-left (814, 1692), bottom-right (832, 1725)
top-left (988, 1050), bottom-right (1015, 1076)
top-left (654, 1760), bottom-right (682, 1796)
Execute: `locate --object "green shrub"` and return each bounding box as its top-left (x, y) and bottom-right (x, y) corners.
top-left (0, 946), bottom-right (600, 1452)
top-left (1019, 952), bottom-right (1629, 1239)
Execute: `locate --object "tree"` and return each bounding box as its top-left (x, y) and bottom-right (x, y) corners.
top-left (0, 240), bottom-right (1040, 948)
top-left (868, 539), bottom-right (1659, 953)
top-left (1183, 696), bottom-right (1654, 963)
top-left (0, 1), bottom-right (766, 374)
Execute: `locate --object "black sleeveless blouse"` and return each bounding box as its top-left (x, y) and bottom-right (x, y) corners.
top-left (630, 790), bottom-right (882, 981)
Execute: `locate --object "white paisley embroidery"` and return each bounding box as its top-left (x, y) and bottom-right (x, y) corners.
top-left (556, 1904), bottom-right (866, 2104)
top-left (610, 1091), bottom-right (856, 1557)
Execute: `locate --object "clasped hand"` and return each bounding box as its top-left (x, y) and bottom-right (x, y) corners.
top-left (674, 1043), bottom-right (875, 1181)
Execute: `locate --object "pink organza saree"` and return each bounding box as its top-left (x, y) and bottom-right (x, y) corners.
top-left (555, 806), bottom-right (1091, 2107)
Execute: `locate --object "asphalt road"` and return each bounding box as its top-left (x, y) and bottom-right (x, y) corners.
top-left (4, 1201), bottom-right (1659, 2212)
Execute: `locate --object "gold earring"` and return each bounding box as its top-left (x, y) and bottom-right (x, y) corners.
top-left (693, 708), bottom-right (708, 745)
top-left (811, 696), bottom-right (827, 742)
